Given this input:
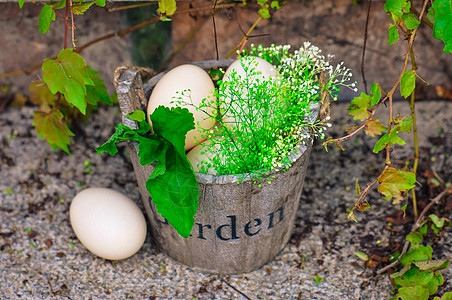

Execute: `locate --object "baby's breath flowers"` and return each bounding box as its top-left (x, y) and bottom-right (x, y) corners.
top-left (191, 43), bottom-right (356, 182)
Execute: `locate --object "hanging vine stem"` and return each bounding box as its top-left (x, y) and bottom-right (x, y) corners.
top-left (331, 0), bottom-right (430, 219)
top-left (409, 48), bottom-right (420, 219)
top-left (0, 3), bottom-right (238, 80)
top-left (360, 0), bottom-right (372, 92)
top-left (225, 15), bottom-right (263, 59)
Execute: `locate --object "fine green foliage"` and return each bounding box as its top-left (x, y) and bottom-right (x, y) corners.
top-left (96, 108), bottom-right (199, 238)
top-left (432, 0), bottom-right (452, 53)
top-left (390, 215), bottom-right (451, 300)
top-left (186, 43), bottom-right (354, 181)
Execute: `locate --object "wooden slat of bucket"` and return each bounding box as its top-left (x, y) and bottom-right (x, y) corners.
top-left (115, 61), bottom-right (320, 274)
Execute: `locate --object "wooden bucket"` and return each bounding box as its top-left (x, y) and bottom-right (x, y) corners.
top-left (115, 60), bottom-right (326, 274)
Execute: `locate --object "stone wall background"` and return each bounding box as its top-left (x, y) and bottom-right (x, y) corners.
top-left (1, 0), bottom-right (451, 100)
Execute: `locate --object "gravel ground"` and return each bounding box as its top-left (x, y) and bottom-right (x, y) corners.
top-left (0, 100), bottom-right (451, 299)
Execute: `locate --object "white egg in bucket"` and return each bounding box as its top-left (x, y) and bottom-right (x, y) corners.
top-left (69, 187), bottom-right (147, 261)
top-left (147, 64), bottom-right (216, 151)
top-left (222, 56), bottom-right (280, 126)
top-left (186, 140), bottom-right (224, 174)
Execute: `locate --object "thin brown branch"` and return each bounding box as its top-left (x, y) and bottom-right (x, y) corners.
top-left (361, 0), bottom-right (372, 92)
top-left (0, 3), bottom-right (238, 80)
top-left (348, 177), bottom-right (380, 218)
top-left (107, 2), bottom-right (155, 13)
top-left (377, 185), bottom-right (452, 275)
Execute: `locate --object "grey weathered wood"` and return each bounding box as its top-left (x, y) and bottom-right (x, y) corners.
top-left (116, 61), bottom-right (318, 274)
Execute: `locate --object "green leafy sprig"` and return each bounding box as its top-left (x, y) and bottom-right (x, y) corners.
top-left (96, 107), bottom-right (199, 238)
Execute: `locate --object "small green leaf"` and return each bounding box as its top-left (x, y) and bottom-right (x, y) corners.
top-left (400, 70), bottom-right (416, 98)
top-left (70, 2), bottom-right (94, 15)
top-left (95, 0), bottom-right (105, 7)
top-left (428, 214), bottom-right (451, 229)
top-left (38, 5), bottom-right (55, 34)
top-left (18, 0), bottom-right (25, 9)
top-left (84, 66), bottom-right (111, 106)
top-left (42, 49), bottom-right (94, 114)
top-left (157, 0), bottom-right (177, 16)
top-left (377, 167), bottom-right (416, 203)
top-left (406, 231), bottom-right (423, 246)
top-left (432, 0), bottom-right (452, 53)
top-left (33, 109), bottom-right (75, 154)
top-left (396, 286), bottom-right (430, 300)
top-left (354, 251), bottom-right (369, 261)
top-left (391, 264), bottom-right (412, 278)
top-left (414, 259), bottom-right (450, 271)
top-left (365, 119), bottom-right (386, 137)
top-left (314, 275), bottom-right (324, 286)
top-left (270, 0), bottom-right (280, 10)
top-left (348, 92), bottom-right (371, 121)
top-left (373, 133), bottom-right (390, 153)
top-left (126, 110), bottom-right (146, 123)
top-left (384, 0), bottom-right (411, 20)
top-left (400, 245), bottom-right (433, 266)
top-left (258, 7), bottom-right (271, 19)
top-left (402, 13), bottom-right (421, 30)
top-left (388, 24), bottom-right (400, 45)
top-left (355, 178), bottom-right (360, 196)
top-left (370, 83), bottom-right (381, 107)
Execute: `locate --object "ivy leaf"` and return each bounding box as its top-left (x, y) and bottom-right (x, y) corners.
top-left (150, 106), bottom-right (195, 157)
top-left (29, 80), bottom-right (56, 112)
top-left (370, 83), bottom-right (381, 107)
top-left (402, 13), bottom-right (421, 30)
top-left (258, 7), bottom-right (271, 19)
top-left (95, 0), bottom-right (105, 7)
top-left (365, 119), bottom-right (386, 137)
top-left (71, 2), bottom-right (95, 15)
top-left (428, 214), bottom-right (451, 230)
top-left (373, 133), bottom-right (390, 153)
top-left (393, 265), bottom-right (434, 287)
top-left (384, 0), bottom-right (411, 20)
top-left (157, 0), bottom-right (177, 17)
top-left (396, 286), bottom-right (430, 300)
top-left (348, 92), bottom-right (371, 121)
top-left (432, 0), bottom-right (452, 53)
top-left (42, 49), bottom-right (94, 114)
top-left (388, 24), bottom-right (400, 45)
top-left (33, 109), bottom-right (75, 154)
top-left (377, 167), bottom-right (416, 203)
top-left (85, 66), bottom-right (112, 105)
top-left (270, 0), bottom-right (281, 10)
top-left (38, 5), bottom-right (55, 34)
top-left (414, 259), bottom-right (450, 272)
top-left (406, 231), bottom-right (423, 246)
top-left (400, 245), bottom-right (433, 266)
top-left (400, 70), bottom-right (416, 98)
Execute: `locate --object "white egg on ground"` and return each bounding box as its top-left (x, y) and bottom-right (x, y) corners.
top-left (222, 56), bottom-right (280, 126)
top-left (69, 187), bottom-right (147, 261)
top-left (147, 64), bottom-right (216, 151)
